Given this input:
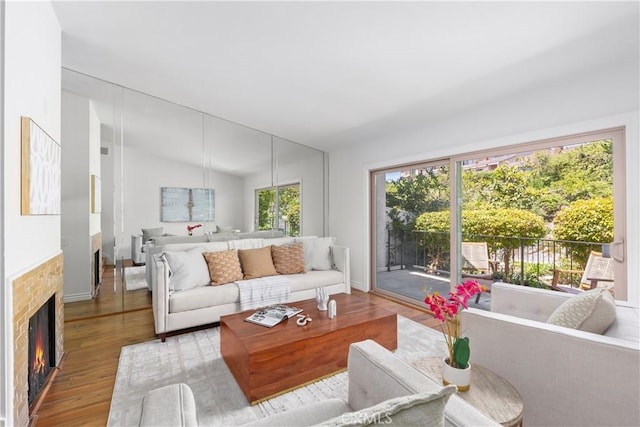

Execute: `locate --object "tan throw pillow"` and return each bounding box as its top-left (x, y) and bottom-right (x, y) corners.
top-left (238, 246), bottom-right (278, 279)
top-left (203, 250), bottom-right (243, 285)
top-left (547, 287), bottom-right (616, 334)
top-left (271, 243), bottom-right (306, 275)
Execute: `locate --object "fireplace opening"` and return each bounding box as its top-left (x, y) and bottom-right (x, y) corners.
top-left (28, 296), bottom-right (55, 407)
top-left (93, 249), bottom-right (101, 296)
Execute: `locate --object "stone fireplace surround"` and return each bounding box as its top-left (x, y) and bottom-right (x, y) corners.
top-left (12, 252), bottom-right (64, 425)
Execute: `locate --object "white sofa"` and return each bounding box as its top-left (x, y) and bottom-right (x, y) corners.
top-left (141, 229), bottom-right (286, 288)
top-left (139, 339), bottom-right (501, 427)
top-left (462, 282), bottom-right (640, 427)
top-left (151, 236), bottom-right (350, 341)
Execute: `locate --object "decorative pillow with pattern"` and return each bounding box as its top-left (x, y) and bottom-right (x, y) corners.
top-left (203, 249), bottom-right (243, 285)
top-left (238, 246), bottom-right (278, 279)
top-left (547, 287), bottom-right (616, 334)
top-left (271, 243), bottom-right (306, 275)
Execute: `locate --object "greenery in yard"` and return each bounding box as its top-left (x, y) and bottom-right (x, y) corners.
top-left (416, 208), bottom-right (546, 276)
top-left (552, 197), bottom-right (613, 265)
top-left (386, 140), bottom-right (614, 281)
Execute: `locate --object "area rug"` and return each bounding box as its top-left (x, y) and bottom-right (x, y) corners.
top-left (124, 266), bottom-right (147, 291)
top-left (107, 315), bottom-right (447, 426)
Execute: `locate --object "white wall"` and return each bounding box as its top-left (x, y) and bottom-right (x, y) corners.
top-left (118, 145), bottom-right (244, 258)
top-left (61, 91), bottom-right (91, 302)
top-left (329, 61), bottom-right (640, 306)
top-left (2, 1), bottom-right (60, 423)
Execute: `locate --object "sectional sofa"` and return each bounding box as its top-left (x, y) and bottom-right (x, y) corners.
top-left (149, 235), bottom-right (350, 341)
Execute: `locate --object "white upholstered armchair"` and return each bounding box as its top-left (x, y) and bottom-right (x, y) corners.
top-left (462, 282), bottom-right (639, 427)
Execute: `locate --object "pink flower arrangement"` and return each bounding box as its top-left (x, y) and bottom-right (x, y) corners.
top-left (424, 280), bottom-right (486, 368)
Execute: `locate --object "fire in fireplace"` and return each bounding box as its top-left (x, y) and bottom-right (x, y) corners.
top-left (28, 296), bottom-right (55, 406)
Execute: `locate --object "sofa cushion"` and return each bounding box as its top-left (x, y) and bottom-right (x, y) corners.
top-left (297, 236), bottom-right (336, 271)
top-left (603, 305), bottom-right (640, 343)
top-left (287, 270), bottom-right (344, 291)
top-left (547, 287), bottom-right (616, 334)
top-left (229, 238), bottom-right (264, 250)
top-left (217, 225), bottom-right (234, 233)
top-left (169, 282), bottom-right (239, 313)
top-left (204, 249), bottom-right (244, 285)
top-left (320, 387), bottom-right (456, 427)
top-left (142, 227), bottom-right (163, 243)
top-left (238, 246), bottom-right (278, 279)
top-left (271, 243), bottom-right (306, 275)
top-left (163, 241), bottom-right (229, 253)
top-left (163, 247), bottom-right (210, 292)
top-left (153, 235), bottom-right (208, 246)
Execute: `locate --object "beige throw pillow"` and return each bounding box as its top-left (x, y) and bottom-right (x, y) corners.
top-left (238, 246), bottom-right (278, 279)
top-left (547, 287), bottom-right (616, 334)
top-left (203, 249), bottom-right (243, 285)
top-left (271, 243), bottom-right (306, 275)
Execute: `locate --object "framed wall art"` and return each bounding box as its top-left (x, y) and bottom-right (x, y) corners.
top-left (161, 187), bottom-right (215, 222)
top-left (91, 175), bottom-right (101, 213)
top-left (21, 117), bottom-right (61, 215)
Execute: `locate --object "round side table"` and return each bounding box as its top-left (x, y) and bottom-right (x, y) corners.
top-left (413, 357), bottom-right (523, 427)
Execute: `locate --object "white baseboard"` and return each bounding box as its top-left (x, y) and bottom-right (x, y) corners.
top-left (63, 292), bottom-right (92, 303)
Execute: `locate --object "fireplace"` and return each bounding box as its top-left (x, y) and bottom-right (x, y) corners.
top-left (28, 296), bottom-right (56, 407)
top-left (93, 249), bottom-right (101, 296)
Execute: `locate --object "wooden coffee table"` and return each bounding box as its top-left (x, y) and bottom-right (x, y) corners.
top-left (220, 293), bottom-right (397, 403)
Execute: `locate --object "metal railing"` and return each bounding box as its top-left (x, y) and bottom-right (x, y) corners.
top-left (384, 229), bottom-right (608, 287)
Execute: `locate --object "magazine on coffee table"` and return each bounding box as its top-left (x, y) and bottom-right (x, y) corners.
top-left (245, 304), bottom-right (303, 328)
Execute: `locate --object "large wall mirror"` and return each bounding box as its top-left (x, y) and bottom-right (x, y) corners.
top-left (61, 68), bottom-right (327, 318)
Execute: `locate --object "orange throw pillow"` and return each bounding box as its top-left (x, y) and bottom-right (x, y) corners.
top-left (203, 249), bottom-right (243, 285)
top-left (238, 246), bottom-right (278, 279)
top-left (271, 243), bottom-right (306, 275)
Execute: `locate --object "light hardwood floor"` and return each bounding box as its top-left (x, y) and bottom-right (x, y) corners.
top-left (34, 269), bottom-right (438, 426)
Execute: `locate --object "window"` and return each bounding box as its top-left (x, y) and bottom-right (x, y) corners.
top-left (256, 182), bottom-right (301, 237)
top-left (371, 127), bottom-right (627, 305)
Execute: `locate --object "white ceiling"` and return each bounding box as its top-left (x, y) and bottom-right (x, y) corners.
top-left (52, 1), bottom-right (639, 153)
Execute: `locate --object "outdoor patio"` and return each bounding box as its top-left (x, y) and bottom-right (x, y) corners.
top-left (375, 267), bottom-right (493, 311)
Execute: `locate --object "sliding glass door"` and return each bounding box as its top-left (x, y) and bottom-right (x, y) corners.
top-left (371, 161), bottom-right (451, 304)
top-left (371, 127), bottom-right (627, 305)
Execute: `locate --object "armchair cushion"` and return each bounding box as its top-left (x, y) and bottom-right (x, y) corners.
top-left (321, 388), bottom-right (455, 427)
top-left (546, 287), bottom-right (616, 333)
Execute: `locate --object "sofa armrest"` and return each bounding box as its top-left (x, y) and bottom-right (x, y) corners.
top-left (331, 245), bottom-right (350, 294)
top-left (131, 235), bottom-right (144, 264)
top-left (151, 253), bottom-right (170, 335)
top-left (490, 282), bottom-right (573, 322)
top-left (462, 308), bottom-right (640, 426)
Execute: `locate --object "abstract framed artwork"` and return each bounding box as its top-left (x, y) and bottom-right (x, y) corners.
top-left (91, 175), bottom-right (101, 213)
top-left (21, 117), bottom-right (61, 215)
top-left (161, 187), bottom-right (215, 222)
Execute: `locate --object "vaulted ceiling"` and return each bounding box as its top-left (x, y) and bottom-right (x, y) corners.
top-left (52, 1), bottom-right (639, 152)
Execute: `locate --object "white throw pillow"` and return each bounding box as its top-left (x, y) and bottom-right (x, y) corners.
top-left (547, 287), bottom-right (616, 334)
top-left (163, 247), bottom-right (210, 292)
top-left (319, 386), bottom-right (456, 427)
top-left (297, 236), bottom-right (336, 271)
